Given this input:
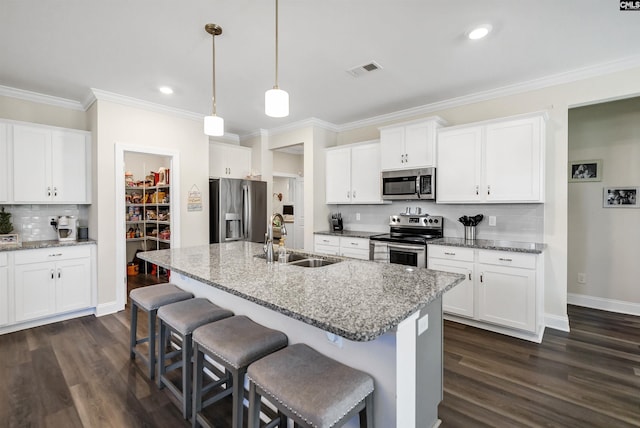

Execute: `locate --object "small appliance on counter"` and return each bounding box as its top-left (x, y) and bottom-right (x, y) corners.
top-left (282, 204), bottom-right (294, 223)
top-left (330, 212), bottom-right (343, 231)
top-left (55, 216), bottom-right (78, 241)
top-left (458, 214), bottom-right (483, 241)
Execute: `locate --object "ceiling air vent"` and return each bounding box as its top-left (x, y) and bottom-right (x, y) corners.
top-left (346, 61), bottom-right (383, 78)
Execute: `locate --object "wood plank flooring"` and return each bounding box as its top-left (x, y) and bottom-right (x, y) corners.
top-left (0, 300), bottom-right (638, 427)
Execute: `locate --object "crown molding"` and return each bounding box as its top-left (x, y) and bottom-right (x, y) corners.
top-left (0, 85), bottom-right (85, 111)
top-left (337, 54), bottom-right (640, 132)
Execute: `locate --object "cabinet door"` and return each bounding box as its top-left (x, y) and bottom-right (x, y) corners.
top-left (226, 145), bottom-right (251, 179)
top-left (0, 265), bottom-right (8, 326)
top-left (209, 143), bottom-right (228, 177)
top-left (325, 147), bottom-right (351, 204)
top-left (350, 144), bottom-right (382, 203)
top-left (436, 127), bottom-right (482, 203)
top-left (0, 123), bottom-right (8, 202)
top-left (428, 258), bottom-right (474, 318)
top-left (51, 131), bottom-right (89, 203)
top-left (485, 117), bottom-right (542, 202)
top-left (56, 257), bottom-right (92, 313)
top-left (404, 122), bottom-right (435, 168)
top-left (477, 264), bottom-right (536, 332)
top-left (13, 125), bottom-right (52, 203)
top-left (379, 127), bottom-right (405, 170)
top-left (14, 262), bottom-right (57, 322)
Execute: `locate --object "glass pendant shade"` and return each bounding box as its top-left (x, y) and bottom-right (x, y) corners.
top-left (204, 114), bottom-right (224, 136)
top-left (265, 87), bottom-right (289, 118)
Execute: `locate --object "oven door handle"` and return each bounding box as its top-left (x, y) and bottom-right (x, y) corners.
top-left (388, 243), bottom-right (426, 252)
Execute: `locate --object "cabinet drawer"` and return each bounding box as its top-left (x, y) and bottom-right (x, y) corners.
top-left (14, 245), bottom-right (91, 265)
top-left (340, 237), bottom-right (369, 250)
top-left (0, 252), bottom-right (6, 266)
top-left (314, 234), bottom-right (340, 247)
top-left (428, 245), bottom-right (474, 262)
top-left (478, 250), bottom-right (535, 269)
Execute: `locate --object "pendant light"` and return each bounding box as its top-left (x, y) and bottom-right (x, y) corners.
top-left (265, 0), bottom-right (289, 118)
top-left (204, 23), bottom-right (224, 136)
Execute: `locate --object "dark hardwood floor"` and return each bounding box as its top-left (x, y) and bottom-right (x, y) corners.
top-left (0, 291), bottom-right (638, 427)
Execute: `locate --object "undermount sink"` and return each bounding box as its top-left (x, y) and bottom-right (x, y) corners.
top-left (254, 252), bottom-right (342, 267)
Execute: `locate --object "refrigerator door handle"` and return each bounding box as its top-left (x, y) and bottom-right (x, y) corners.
top-left (242, 184), bottom-right (249, 239)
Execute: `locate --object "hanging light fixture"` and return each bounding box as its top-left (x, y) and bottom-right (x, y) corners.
top-left (204, 23), bottom-right (224, 136)
top-left (265, 0), bottom-right (289, 118)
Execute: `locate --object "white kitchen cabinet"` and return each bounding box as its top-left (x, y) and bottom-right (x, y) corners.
top-left (209, 142), bottom-right (251, 179)
top-left (325, 141), bottom-right (384, 204)
top-left (428, 244), bottom-right (541, 339)
top-left (0, 253), bottom-right (8, 327)
top-left (0, 123), bottom-right (8, 202)
top-left (13, 246), bottom-right (92, 323)
top-left (436, 113), bottom-right (545, 203)
top-left (12, 124), bottom-right (91, 204)
top-left (379, 117), bottom-right (445, 170)
top-left (313, 234), bottom-right (369, 260)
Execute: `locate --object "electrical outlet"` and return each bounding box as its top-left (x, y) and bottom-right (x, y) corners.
top-left (48, 216), bottom-right (57, 226)
top-left (326, 332), bottom-right (344, 348)
top-left (356, 213), bottom-right (361, 221)
top-left (489, 216), bottom-right (496, 226)
top-left (577, 273), bottom-right (587, 284)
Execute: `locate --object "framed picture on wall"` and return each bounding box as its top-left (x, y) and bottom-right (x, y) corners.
top-left (568, 159), bottom-right (602, 182)
top-left (603, 186), bottom-right (639, 208)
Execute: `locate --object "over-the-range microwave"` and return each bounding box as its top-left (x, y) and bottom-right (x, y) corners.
top-left (381, 167), bottom-right (435, 200)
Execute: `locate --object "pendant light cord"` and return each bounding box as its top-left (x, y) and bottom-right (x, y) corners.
top-left (212, 32), bottom-right (217, 115)
top-left (274, 0), bottom-right (279, 89)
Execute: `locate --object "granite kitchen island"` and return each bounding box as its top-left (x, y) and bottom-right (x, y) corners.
top-left (139, 241), bottom-right (464, 428)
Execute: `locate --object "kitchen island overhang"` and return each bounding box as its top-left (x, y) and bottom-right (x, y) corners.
top-left (139, 242), bottom-right (464, 428)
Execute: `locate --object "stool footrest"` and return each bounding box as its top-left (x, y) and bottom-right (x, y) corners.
top-left (203, 387), bottom-right (233, 408)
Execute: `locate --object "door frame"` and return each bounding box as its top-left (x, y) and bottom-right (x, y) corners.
top-left (114, 144), bottom-right (181, 309)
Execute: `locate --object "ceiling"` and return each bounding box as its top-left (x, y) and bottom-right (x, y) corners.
top-left (1, 1), bottom-right (639, 137)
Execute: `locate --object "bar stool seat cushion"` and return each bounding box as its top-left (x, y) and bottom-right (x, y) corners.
top-left (130, 283), bottom-right (193, 311)
top-left (247, 343), bottom-right (374, 428)
top-left (158, 298), bottom-right (233, 335)
top-left (193, 315), bottom-right (288, 369)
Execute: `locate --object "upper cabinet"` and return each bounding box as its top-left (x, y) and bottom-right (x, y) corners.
top-left (326, 141), bottom-right (385, 204)
top-left (0, 124), bottom-right (8, 203)
top-left (11, 123), bottom-right (91, 204)
top-left (209, 142), bottom-right (251, 179)
top-left (379, 117), bottom-right (446, 170)
top-left (436, 113), bottom-right (545, 204)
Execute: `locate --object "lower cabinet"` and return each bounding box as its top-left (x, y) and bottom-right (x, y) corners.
top-left (0, 253), bottom-right (8, 327)
top-left (428, 244), bottom-right (541, 338)
top-left (13, 246), bottom-right (92, 323)
top-left (314, 234), bottom-right (369, 260)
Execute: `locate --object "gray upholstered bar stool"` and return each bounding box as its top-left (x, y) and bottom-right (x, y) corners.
top-left (247, 343), bottom-right (374, 428)
top-left (129, 283), bottom-right (193, 379)
top-left (157, 298), bottom-right (234, 419)
top-left (191, 315), bottom-right (288, 428)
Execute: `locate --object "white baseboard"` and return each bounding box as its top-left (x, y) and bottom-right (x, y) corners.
top-left (567, 293), bottom-right (640, 316)
top-left (0, 308), bottom-right (96, 335)
top-left (95, 300), bottom-right (124, 317)
top-left (544, 313), bottom-right (570, 332)
top-left (443, 314), bottom-right (545, 343)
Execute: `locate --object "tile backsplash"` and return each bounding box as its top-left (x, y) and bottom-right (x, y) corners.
top-left (0, 205), bottom-right (88, 242)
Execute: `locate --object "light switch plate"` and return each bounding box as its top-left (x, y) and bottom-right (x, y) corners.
top-left (489, 216), bottom-right (496, 226)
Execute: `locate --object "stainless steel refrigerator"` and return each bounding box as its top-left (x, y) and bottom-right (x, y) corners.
top-left (209, 178), bottom-right (267, 244)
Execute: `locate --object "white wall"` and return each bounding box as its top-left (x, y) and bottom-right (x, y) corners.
top-left (273, 151), bottom-right (303, 175)
top-left (568, 98), bottom-right (640, 308)
top-left (0, 95), bottom-right (87, 130)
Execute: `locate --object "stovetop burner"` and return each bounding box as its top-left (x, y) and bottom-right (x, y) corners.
top-left (370, 214), bottom-right (444, 245)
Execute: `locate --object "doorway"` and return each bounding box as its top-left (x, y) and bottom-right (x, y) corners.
top-left (115, 144), bottom-right (181, 309)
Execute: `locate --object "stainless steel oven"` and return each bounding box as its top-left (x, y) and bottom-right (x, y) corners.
top-left (381, 168), bottom-right (435, 200)
top-left (369, 214), bottom-right (443, 268)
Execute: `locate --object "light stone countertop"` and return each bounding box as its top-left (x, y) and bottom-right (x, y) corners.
top-left (314, 230), bottom-right (383, 239)
top-left (0, 239), bottom-right (96, 252)
top-left (138, 241), bottom-right (464, 342)
top-left (429, 237), bottom-right (545, 254)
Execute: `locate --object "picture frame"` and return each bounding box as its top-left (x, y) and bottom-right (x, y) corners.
top-left (568, 159), bottom-right (602, 182)
top-left (603, 186), bottom-right (639, 208)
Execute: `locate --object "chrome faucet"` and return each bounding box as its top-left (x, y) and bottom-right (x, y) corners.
top-left (264, 213), bottom-right (287, 263)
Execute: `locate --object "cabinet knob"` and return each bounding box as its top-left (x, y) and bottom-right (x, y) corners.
top-left (50, 269), bottom-right (54, 279)
top-left (480, 273), bottom-right (484, 283)
top-left (53, 187), bottom-right (58, 197)
top-left (498, 257), bottom-right (513, 262)
top-left (475, 185), bottom-right (479, 195)
top-left (468, 272), bottom-right (472, 280)
top-left (487, 185), bottom-right (491, 195)
top-left (352, 190), bottom-right (356, 199)
top-left (444, 252), bottom-right (456, 256)
top-left (47, 186), bottom-right (51, 197)
top-left (58, 269), bottom-right (61, 279)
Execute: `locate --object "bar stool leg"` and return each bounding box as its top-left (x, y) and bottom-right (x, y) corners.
top-left (129, 302), bottom-right (138, 359)
top-left (182, 333), bottom-right (193, 419)
top-left (157, 320), bottom-right (167, 388)
top-left (232, 368), bottom-right (245, 428)
top-left (192, 344), bottom-right (204, 428)
top-left (148, 309), bottom-right (157, 379)
top-left (248, 381), bottom-right (260, 428)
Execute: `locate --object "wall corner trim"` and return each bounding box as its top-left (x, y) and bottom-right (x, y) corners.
top-left (545, 313), bottom-right (570, 332)
top-left (95, 301), bottom-right (124, 317)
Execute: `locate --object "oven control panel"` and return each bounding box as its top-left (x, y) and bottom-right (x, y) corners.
top-left (389, 215), bottom-right (443, 228)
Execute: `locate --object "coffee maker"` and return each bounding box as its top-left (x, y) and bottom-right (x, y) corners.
top-left (56, 216), bottom-right (78, 241)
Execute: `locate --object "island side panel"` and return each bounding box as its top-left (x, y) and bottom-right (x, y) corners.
top-left (173, 273), bottom-right (397, 428)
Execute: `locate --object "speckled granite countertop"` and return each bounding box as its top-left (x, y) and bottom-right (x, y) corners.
top-left (314, 230), bottom-right (382, 239)
top-left (0, 239), bottom-right (96, 252)
top-left (138, 241), bottom-right (464, 342)
top-left (429, 237), bottom-right (545, 254)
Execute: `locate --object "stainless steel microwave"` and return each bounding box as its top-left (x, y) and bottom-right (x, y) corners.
top-left (381, 168), bottom-right (435, 200)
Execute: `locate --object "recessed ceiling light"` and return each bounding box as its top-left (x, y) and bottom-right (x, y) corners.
top-left (159, 86), bottom-right (174, 95)
top-left (468, 24), bottom-right (492, 40)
